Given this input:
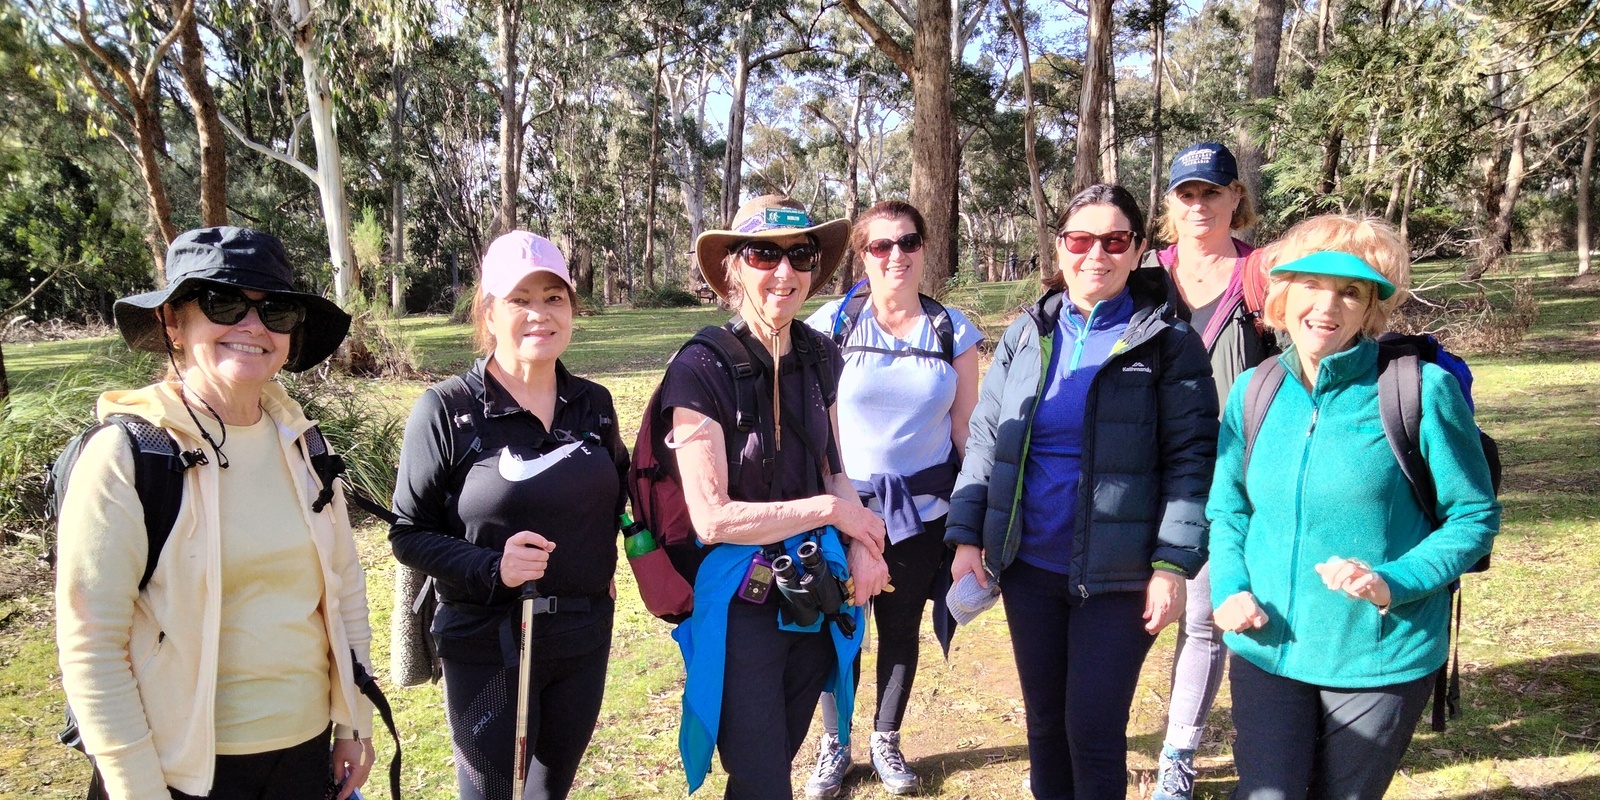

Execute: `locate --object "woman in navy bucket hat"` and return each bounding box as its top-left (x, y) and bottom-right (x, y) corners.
top-left (56, 226), bottom-right (377, 799)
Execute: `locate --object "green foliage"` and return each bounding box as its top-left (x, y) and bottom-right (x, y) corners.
top-left (351, 206), bottom-right (388, 283)
top-left (279, 370), bottom-right (406, 509)
top-left (631, 281), bottom-right (701, 309)
top-left (0, 345), bottom-right (161, 550)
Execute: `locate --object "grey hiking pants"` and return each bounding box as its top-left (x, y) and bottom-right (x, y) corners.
top-left (1165, 561), bottom-right (1228, 750)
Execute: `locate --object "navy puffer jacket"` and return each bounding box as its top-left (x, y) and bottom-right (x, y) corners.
top-left (945, 268), bottom-right (1219, 594)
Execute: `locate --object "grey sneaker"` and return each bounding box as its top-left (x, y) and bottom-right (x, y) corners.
top-left (804, 733), bottom-right (851, 799)
top-left (869, 731), bottom-right (921, 795)
top-left (1152, 744), bottom-right (1197, 800)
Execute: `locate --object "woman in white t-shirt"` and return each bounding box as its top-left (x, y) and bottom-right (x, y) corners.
top-left (802, 200), bottom-right (983, 798)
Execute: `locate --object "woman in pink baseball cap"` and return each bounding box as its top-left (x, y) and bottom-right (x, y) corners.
top-left (389, 231), bottom-right (629, 800)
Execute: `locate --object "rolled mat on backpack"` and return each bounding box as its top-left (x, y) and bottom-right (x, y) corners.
top-left (390, 563), bottom-right (440, 687)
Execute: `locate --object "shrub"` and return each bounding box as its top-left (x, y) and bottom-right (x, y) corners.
top-left (0, 345), bottom-right (162, 551)
top-left (632, 281), bottom-right (701, 309)
top-left (335, 295), bottom-right (425, 380)
top-left (0, 348), bottom-right (407, 551)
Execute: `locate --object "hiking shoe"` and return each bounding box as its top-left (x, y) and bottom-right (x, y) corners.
top-left (870, 731), bottom-right (922, 795)
top-left (804, 733), bottom-right (851, 799)
top-left (1152, 744), bottom-right (1197, 800)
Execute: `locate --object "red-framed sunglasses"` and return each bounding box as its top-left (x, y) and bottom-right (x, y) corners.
top-left (1057, 230), bottom-right (1139, 255)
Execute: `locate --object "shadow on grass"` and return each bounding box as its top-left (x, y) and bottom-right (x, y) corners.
top-left (896, 744), bottom-right (1030, 793)
top-left (1434, 776), bottom-right (1600, 799)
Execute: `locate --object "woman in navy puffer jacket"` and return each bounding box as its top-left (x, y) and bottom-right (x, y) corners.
top-left (945, 184), bottom-right (1218, 800)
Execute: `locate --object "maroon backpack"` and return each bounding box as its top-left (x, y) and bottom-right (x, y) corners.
top-left (627, 320), bottom-right (835, 622)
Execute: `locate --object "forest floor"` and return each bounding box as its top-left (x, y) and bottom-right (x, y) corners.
top-left (1, 254), bottom-right (1597, 799)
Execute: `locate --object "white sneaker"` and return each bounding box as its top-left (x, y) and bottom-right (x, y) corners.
top-left (804, 733), bottom-right (851, 799)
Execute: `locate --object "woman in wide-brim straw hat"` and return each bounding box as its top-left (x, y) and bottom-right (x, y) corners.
top-left (661, 195), bottom-right (890, 798)
top-left (56, 226), bottom-right (377, 800)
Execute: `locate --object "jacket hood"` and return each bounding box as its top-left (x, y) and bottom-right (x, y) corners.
top-left (96, 380), bottom-right (314, 442)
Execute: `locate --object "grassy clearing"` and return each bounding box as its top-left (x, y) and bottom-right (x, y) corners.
top-left (2, 257), bottom-right (1597, 799)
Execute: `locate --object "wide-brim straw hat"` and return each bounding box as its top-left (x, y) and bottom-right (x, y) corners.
top-left (693, 195), bottom-right (850, 301)
top-left (113, 226), bottom-right (352, 373)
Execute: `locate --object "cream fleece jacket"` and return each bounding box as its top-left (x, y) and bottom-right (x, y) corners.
top-left (55, 381), bottom-right (374, 799)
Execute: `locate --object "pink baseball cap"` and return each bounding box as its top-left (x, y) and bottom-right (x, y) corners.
top-left (480, 231), bottom-right (574, 298)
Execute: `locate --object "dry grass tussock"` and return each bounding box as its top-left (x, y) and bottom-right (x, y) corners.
top-left (1391, 276), bottom-right (1538, 354)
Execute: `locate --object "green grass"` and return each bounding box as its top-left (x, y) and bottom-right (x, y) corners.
top-left (3, 260), bottom-right (1598, 798)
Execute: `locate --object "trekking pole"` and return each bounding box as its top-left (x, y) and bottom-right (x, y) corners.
top-left (511, 580), bottom-right (539, 800)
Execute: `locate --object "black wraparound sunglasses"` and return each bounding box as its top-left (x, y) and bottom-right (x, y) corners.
top-left (737, 241), bottom-right (820, 272)
top-left (185, 288), bottom-right (306, 334)
top-left (864, 233), bottom-right (924, 259)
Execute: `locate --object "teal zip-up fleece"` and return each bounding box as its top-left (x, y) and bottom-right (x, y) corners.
top-left (1207, 337), bottom-right (1501, 688)
top-left (946, 269), bottom-right (1219, 593)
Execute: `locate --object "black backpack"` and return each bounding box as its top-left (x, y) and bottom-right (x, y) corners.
top-left (627, 319), bottom-right (837, 621)
top-left (830, 279), bottom-right (956, 364)
top-left (1241, 335), bottom-right (1503, 731)
top-left (48, 415), bottom-right (404, 800)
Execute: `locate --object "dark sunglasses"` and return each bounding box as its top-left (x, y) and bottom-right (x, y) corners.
top-left (1058, 230), bottom-right (1138, 255)
top-left (864, 233), bottom-right (924, 259)
top-left (737, 241), bottom-right (819, 272)
top-left (186, 288), bottom-right (306, 334)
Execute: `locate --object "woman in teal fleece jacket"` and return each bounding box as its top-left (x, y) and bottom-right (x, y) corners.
top-left (1207, 215), bottom-right (1500, 800)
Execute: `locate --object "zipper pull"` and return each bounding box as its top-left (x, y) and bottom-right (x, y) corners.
top-left (1307, 407), bottom-right (1319, 437)
top-left (1078, 584), bottom-right (1089, 599)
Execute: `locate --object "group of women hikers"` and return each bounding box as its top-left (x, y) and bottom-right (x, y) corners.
top-left (54, 141), bottom-right (1500, 800)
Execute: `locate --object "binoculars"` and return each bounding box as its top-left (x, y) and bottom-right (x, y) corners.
top-left (772, 541), bottom-right (857, 638)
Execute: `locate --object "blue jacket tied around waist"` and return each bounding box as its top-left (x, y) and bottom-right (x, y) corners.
top-left (674, 526), bottom-right (863, 793)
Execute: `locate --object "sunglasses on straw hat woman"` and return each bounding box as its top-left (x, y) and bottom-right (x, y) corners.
top-left (388, 231), bottom-right (629, 800)
top-left (799, 200), bottom-right (985, 798)
top-left (1206, 216), bottom-right (1499, 800)
top-left (55, 226), bottom-right (377, 800)
top-left (663, 195), bottom-right (890, 799)
top-left (1140, 142), bottom-right (1275, 800)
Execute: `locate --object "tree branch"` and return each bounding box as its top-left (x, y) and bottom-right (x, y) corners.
top-left (218, 113), bottom-right (319, 184)
top-left (837, 0), bottom-right (915, 77)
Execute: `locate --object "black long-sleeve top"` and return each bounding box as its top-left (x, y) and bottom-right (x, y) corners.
top-left (389, 358), bottom-right (628, 665)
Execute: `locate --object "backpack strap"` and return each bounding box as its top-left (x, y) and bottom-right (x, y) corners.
top-left (688, 323), bottom-right (772, 489)
top-left (831, 278), bottom-right (871, 344)
top-left (101, 415), bottom-right (190, 591)
top-left (1377, 342), bottom-right (1439, 529)
top-left (301, 425), bottom-right (399, 526)
top-left (1241, 359), bottom-right (1287, 478)
top-left (349, 650), bottom-right (404, 800)
top-left (834, 289), bottom-right (957, 365)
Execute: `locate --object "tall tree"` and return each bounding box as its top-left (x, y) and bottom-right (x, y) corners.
top-left (27, 0), bottom-right (196, 275)
top-left (1580, 92), bottom-right (1598, 277)
top-left (1072, 0), bottom-right (1113, 193)
top-left (839, 0), bottom-right (967, 293)
top-left (642, 30), bottom-right (665, 289)
top-left (167, 1), bottom-right (227, 226)
top-left (1237, 0), bottom-right (1287, 202)
top-left (1148, 0), bottom-right (1169, 223)
top-left (496, 0), bottom-right (523, 236)
top-left (1000, 0), bottom-right (1053, 275)
top-left (718, 2), bottom-right (822, 226)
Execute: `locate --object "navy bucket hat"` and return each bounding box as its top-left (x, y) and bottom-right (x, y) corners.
top-left (113, 227), bottom-right (352, 372)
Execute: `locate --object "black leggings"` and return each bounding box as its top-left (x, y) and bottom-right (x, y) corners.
top-left (822, 515), bottom-right (951, 734)
top-left (441, 640), bottom-right (610, 800)
top-left (718, 597), bottom-right (836, 799)
top-left (167, 727), bottom-right (331, 800)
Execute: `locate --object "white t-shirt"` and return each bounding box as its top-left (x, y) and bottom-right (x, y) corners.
top-left (805, 297), bottom-right (984, 521)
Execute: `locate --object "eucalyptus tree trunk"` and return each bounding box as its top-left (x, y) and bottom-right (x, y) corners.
top-left (1468, 70), bottom-right (1510, 280)
top-left (721, 9), bottom-right (754, 226)
top-left (174, 4), bottom-right (227, 226)
top-left (1001, 0), bottom-right (1053, 276)
top-left (839, 0), bottom-right (960, 293)
top-left (642, 33), bottom-right (664, 289)
top-left (1237, 0), bottom-right (1287, 203)
top-left (1490, 105), bottom-right (1532, 258)
top-left (389, 65), bottom-right (406, 315)
top-left (1579, 95), bottom-right (1598, 276)
top-left (1100, 28), bottom-right (1119, 184)
top-left (1072, 0), bottom-right (1112, 194)
top-left (496, 0), bottom-right (523, 236)
top-left (289, 0), bottom-right (356, 302)
top-left (1148, 0), bottom-right (1167, 226)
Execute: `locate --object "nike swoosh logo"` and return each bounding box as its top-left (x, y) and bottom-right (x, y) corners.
top-left (497, 440), bottom-right (585, 482)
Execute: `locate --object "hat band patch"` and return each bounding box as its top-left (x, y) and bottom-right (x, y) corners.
top-left (736, 207), bottom-right (811, 233)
